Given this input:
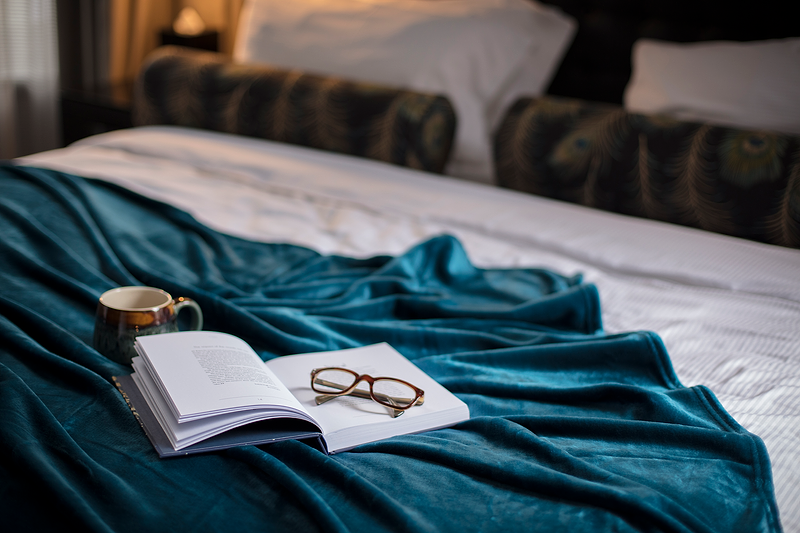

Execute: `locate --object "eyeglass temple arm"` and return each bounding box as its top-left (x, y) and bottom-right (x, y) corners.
top-left (314, 386), bottom-right (407, 408)
top-left (313, 378), bottom-right (424, 406)
top-left (314, 390), bottom-right (405, 418)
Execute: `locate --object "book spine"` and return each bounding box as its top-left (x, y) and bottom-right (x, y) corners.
top-left (112, 375), bottom-right (147, 436)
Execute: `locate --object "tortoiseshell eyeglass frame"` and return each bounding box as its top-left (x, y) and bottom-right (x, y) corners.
top-left (310, 367), bottom-right (425, 418)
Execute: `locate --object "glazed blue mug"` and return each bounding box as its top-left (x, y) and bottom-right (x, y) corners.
top-left (93, 286), bottom-right (203, 365)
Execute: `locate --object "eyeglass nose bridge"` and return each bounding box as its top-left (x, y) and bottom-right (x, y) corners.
top-left (352, 372), bottom-right (378, 394)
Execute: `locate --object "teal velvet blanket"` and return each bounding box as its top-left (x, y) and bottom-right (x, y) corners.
top-left (0, 164), bottom-right (782, 532)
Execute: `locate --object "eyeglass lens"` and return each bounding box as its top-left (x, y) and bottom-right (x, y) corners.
top-left (313, 369), bottom-right (357, 394)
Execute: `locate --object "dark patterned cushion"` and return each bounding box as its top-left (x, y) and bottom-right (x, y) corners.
top-left (133, 46), bottom-right (456, 174)
top-left (495, 96), bottom-right (800, 248)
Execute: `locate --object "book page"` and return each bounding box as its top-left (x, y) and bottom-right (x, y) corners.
top-left (135, 331), bottom-right (307, 421)
top-left (129, 359), bottom-right (319, 450)
top-left (265, 343), bottom-right (469, 452)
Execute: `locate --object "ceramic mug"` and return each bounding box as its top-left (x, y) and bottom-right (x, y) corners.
top-left (93, 286), bottom-right (203, 365)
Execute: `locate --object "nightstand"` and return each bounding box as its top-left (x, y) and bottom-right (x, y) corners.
top-left (160, 30), bottom-right (219, 52)
top-left (59, 32), bottom-right (219, 147)
top-left (60, 82), bottom-right (133, 146)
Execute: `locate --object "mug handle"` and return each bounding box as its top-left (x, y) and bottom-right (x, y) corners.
top-left (174, 297), bottom-right (203, 331)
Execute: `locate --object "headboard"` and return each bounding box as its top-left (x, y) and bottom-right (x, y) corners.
top-left (539, 0), bottom-right (799, 104)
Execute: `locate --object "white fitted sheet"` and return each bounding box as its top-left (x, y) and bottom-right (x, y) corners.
top-left (21, 126), bottom-right (800, 530)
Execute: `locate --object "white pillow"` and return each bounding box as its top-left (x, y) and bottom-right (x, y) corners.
top-left (234, 0), bottom-right (576, 183)
top-left (624, 38), bottom-right (800, 135)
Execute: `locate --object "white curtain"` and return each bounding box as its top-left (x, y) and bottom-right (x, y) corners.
top-left (0, 0), bottom-right (60, 159)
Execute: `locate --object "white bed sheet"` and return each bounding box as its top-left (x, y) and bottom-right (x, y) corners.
top-left (21, 126), bottom-right (800, 531)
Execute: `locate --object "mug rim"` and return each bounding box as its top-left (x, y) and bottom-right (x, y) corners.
top-left (99, 286), bottom-right (173, 312)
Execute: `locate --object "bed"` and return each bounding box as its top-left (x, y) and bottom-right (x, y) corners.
top-left (3, 1), bottom-right (799, 531)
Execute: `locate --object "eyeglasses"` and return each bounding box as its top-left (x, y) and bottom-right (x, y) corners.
top-left (310, 367), bottom-right (425, 418)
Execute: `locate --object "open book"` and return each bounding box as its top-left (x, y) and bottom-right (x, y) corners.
top-left (113, 331), bottom-right (470, 457)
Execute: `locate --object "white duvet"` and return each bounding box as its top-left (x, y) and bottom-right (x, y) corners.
top-left (21, 126), bottom-right (800, 531)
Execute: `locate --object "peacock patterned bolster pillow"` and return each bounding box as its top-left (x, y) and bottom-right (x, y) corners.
top-left (133, 46), bottom-right (456, 175)
top-left (495, 96), bottom-right (800, 248)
